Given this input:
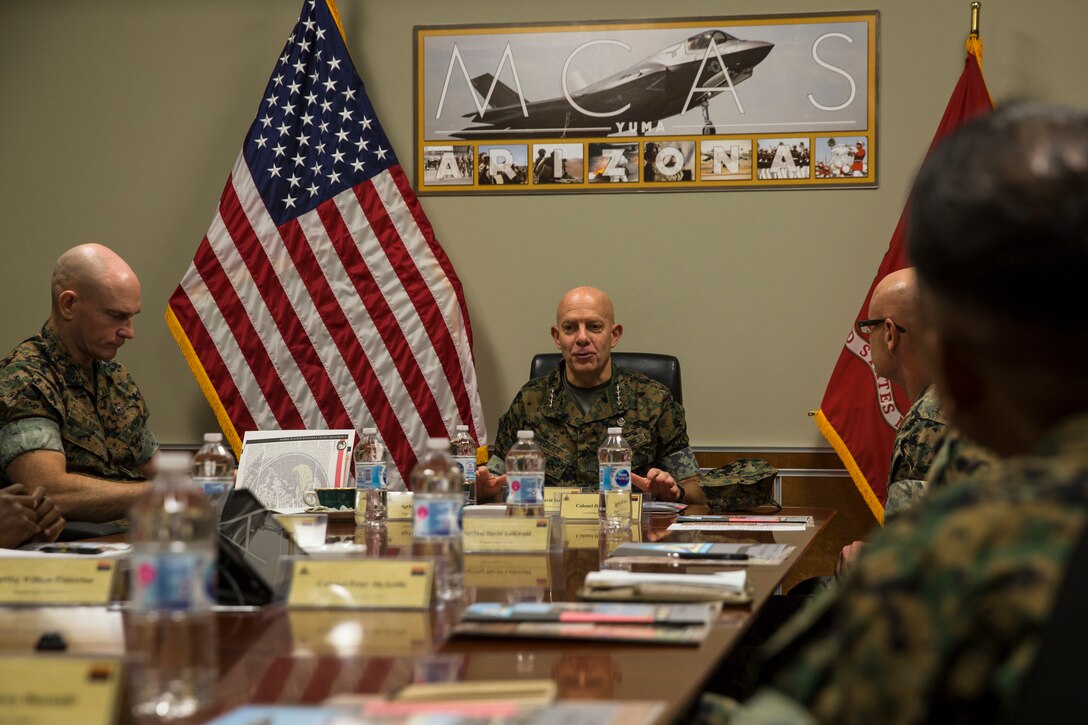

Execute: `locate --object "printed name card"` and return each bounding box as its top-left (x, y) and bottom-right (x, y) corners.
top-left (464, 554), bottom-right (551, 588)
top-left (544, 487), bottom-right (580, 514)
top-left (387, 521), bottom-right (413, 547)
top-left (0, 559), bottom-right (116, 606)
top-left (387, 492), bottom-right (414, 520)
top-left (0, 656), bottom-right (122, 725)
top-left (288, 559), bottom-right (434, 609)
top-left (462, 518), bottom-right (551, 552)
top-left (559, 493), bottom-right (642, 519)
top-left (561, 522), bottom-right (643, 550)
top-left (288, 610), bottom-right (431, 657)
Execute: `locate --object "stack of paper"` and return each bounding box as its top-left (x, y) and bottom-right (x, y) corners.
top-left (452, 601), bottom-right (719, 645)
top-left (606, 541), bottom-right (794, 565)
top-left (581, 569), bottom-right (751, 604)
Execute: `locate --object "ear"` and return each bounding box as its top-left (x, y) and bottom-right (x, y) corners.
top-left (57, 290), bottom-right (78, 321)
top-left (610, 323), bottom-right (623, 349)
top-left (883, 319), bottom-right (900, 354)
top-left (550, 326), bottom-right (561, 349)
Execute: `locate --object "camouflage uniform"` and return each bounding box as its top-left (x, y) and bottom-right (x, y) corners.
top-left (0, 323), bottom-right (158, 484)
top-left (884, 385), bottom-right (947, 517)
top-left (699, 412), bottom-right (1088, 724)
top-left (486, 363), bottom-right (698, 487)
top-left (885, 387), bottom-right (995, 518)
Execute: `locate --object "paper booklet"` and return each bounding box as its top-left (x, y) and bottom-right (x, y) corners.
top-left (453, 601), bottom-right (720, 645)
top-left (581, 569), bottom-right (751, 604)
top-left (235, 429), bottom-right (356, 510)
top-left (606, 541), bottom-right (794, 565)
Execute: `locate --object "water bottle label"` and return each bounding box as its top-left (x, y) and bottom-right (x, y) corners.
top-left (507, 473), bottom-right (544, 504)
top-left (195, 479), bottom-right (231, 498)
top-left (356, 463), bottom-right (387, 490)
top-left (413, 498), bottom-right (463, 538)
top-left (599, 465), bottom-right (632, 491)
top-left (132, 552), bottom-right (215, 612)
top-left (453, 456), bottom-right (477, 482)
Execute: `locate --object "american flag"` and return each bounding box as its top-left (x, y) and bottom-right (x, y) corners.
top-left (166, 0), bottom-right (485, 479)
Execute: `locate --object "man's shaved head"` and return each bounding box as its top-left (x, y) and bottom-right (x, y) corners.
top-left (51, 243), bottom-right (137, 312)
top-left (555, 286), bottom-right (615, 325)
top-left (868, 268), bottom-right (919, 332)
top-left (49, 244), bottom-right (141, 367)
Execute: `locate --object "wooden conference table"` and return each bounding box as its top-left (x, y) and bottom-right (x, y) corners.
top-left (7, 506), bottom-right (833, 724)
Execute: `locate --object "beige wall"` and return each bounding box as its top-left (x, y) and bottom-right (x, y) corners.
top-left (2, 0), bottom-right (1084, 448)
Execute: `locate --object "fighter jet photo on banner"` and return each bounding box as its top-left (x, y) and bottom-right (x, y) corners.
top-left (414, 13), bottom-right (877, 194)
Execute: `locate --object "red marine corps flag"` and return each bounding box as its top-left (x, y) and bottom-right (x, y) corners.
top-left (813, 26), bottom-right (992, 523)
top-left (166, 0), bottom-right (486, 480)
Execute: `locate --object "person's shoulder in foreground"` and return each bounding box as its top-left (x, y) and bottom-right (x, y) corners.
top-left (699, 103), bottom-right (1088, 723)
top-left (0, 243), bottom-right (158, 523)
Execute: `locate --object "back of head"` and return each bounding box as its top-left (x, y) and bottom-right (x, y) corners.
top-left (909, 104), bottom-right (1088, 435)
top-left (909, 104), bottom-right (1088, 335)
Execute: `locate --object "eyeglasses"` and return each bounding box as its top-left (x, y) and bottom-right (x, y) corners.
top-left (856, 318), bottom-right (907, 336)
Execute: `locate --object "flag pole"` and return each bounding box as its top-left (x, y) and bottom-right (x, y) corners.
top-left (967, 2), bottom-right (984, 60)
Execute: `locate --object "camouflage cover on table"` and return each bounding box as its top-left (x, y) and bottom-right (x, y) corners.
top-left (701, 458), bottom-right (779, 512)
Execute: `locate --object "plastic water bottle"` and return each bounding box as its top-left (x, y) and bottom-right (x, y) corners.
top-left (192, 432), bottom-right (235, 520)
top-left (411, 438), bottom-right (465, 602)
top-left (598, 427), bottom-right (632, 530)
top-left (506, 430), bottom-right (545, 517)
top-left (128, 451), bottom-right (217, 720)
top-left (450, 424), bottom-right (478, 505)
top-left (354, 428), bottom-right (387, 527)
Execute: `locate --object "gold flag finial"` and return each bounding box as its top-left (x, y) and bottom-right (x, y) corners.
top-left (966, 2), bottom-right (984, 60)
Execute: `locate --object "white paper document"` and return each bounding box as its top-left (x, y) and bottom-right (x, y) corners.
top-left (236, 429), bottom-right (356, 510)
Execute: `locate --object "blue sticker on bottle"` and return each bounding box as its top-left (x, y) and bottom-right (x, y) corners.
top-left (413, 498), bottom-right (464, 538)
top-left (132, 551), bottom-right (215, 613)
top-left (507, 473), bottom-right (544, 504)
top-left (599, 465), bottom-right (632, 491)
top-left (454, 456), bottom-right (477, 482)
top-left (357, 464), bottom-right (387, 490)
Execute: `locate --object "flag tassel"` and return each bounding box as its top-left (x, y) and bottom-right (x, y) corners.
top-left (165, 307), bottom-right (243, 456)
top-left (814, 409), bottom-right (885, 525)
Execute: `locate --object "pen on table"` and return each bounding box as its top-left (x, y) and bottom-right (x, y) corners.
top-left (666, 552), bottom-right (749, 561)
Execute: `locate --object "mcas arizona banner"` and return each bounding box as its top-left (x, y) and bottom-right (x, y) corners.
top-left (414, 12), bottom-right (877, 194)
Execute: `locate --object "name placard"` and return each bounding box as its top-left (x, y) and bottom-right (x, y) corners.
top-left (561, 522), bottom-right (642, 549)
top-left (288, 559), bottom-right (434, 609)
top-left (463, 518), bottom-right (551, 552)
top-left (0, 656), bottom-right (122, 725)
top-left (464, 554), bottom-right (551, 588)
top-left (0, 559), bottom-right (116, 606)
top-left (562, 522), bottom-right (602, 549)
top-left (544, 487), bottom-right (580, 514)
top-left (289, 610), bottom-right (431, 656)
top-left (387, 492), bottom-right (414, 520)
top-left (559, 493), bottom-right (642, 520)
top-left (388, 520), bottom-right (413, 547)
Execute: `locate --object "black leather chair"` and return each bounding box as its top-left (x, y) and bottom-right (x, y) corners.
top-left (529, 352), bottom-right (683, 404)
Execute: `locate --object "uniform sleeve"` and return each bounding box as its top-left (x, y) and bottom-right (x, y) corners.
top-left (137, 421), bottom-right (159, 466)
top-left (0, 417), bottom-right (64, 472)
top-left (486, 391), bottom-right (524, 476)
top-left (0, 361), bottom-right (67, 472)
top-left (654, 394), bottom-right (699, 480)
